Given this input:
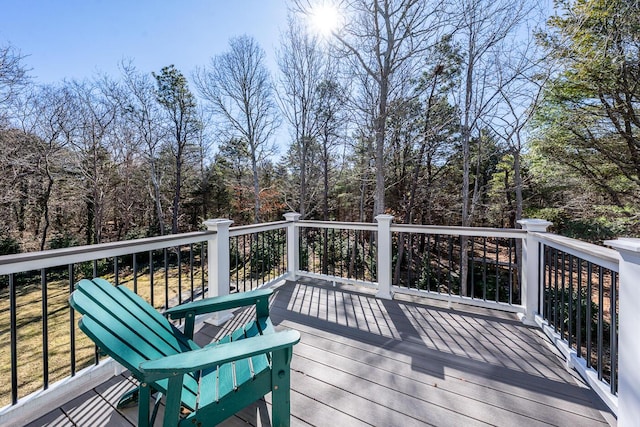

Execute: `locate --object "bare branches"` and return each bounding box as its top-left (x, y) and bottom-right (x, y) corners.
top-left (195, 36), bottom-right (279, 222)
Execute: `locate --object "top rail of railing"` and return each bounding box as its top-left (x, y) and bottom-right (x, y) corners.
top-left (0, 231), bottom-right (215, 275)
top-left (391, 224), bottom-right (527, 238)
top-left (296, 220), bottom-right (378, 231)
top-left (295, 220), bottom-right (528, 238)
top-left (229, 221), bottom-right (289, 237)
top-left (532, 232), bottom-right (619, 272)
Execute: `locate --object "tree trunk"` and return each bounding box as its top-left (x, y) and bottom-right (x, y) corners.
top-left (300, 138), bottom-right (307, 218)
top-left (252, 153), bottom-right (260, 223)
top-left (172, 145), bottom-right (182, 234)
top-left (40, 162), bottom-right (54, 251)
top-left (374, 79), bottom-right (388, 217)
top-left (149, 159), bottom-right (165, 235)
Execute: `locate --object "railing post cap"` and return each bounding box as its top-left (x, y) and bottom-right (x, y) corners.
top-left (517, 218), bottom-right (552, 232)
top-left (375, 214), bottom-right (395, 222)
top-left (203, 218), bottom-right (234, 231)
top-left (605, 238), bottom-right (640, 254)
top-left (283, 212), bottom-right (302, 222)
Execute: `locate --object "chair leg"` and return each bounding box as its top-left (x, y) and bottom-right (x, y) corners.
top-left (271, 349), bottom-right (292, 427)
top-left (138, 383), bottom-right (151, 427)
top-left (162, 375), bottom-right (185, 427)
top-left (117, 387), bottom-right (139, 409)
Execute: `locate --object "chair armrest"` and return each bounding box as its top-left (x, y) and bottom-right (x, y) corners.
top-left (165, 288), bottom-right (273, 320)
top-left (139, 329), bottom-right (300, 382)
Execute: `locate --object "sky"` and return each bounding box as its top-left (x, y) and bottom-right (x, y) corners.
top-left (1, 0), bottom-right (291, 84)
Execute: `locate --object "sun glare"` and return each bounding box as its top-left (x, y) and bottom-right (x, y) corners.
top-left (309, 4), bottom-right (340, 37)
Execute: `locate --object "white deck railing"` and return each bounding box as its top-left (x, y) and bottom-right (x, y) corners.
top-left (1, 214), bottom-right (638, 426)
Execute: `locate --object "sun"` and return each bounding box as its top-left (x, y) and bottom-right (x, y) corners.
top-left (309, 3), bottom-right (341, 37)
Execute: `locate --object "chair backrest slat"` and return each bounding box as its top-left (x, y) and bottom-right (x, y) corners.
top-left (71, 278), bottom-right (194, 355)
top-left (70, 278), bottom-right (200, 397)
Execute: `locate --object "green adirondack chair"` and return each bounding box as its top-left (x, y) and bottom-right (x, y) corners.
top-left (69, 278), bottom-right (300, 427)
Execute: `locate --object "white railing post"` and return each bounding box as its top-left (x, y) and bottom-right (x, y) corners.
top-left (517, 219), bottom-right (552, 326)
top-left (203, 218), bottom-right (234, 325)
top-left (604, 238), bottom-right (640, 427)
top-left (375, 214), bottom-right (394, 300)
top-left (284, 212), bottom-right (301, 281)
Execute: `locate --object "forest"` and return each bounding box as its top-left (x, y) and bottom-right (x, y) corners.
top-left (0, 0), bottom-right (638, 255)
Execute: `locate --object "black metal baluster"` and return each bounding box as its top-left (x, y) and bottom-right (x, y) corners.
top-left (408, 233), bottom-right (414, 288)
top-left (470, 237), bottom-right (475, 298)
top-left (332, 228), bottom-right (336, 277)
top-left (568, 255), bottom-right (574, 349)
top-left (577, 259), bottom-right (583, 358)
top-left (163, 248), bottom-right (169, 309)
top-left (347, 229), bottom-right (351, 280)
top-left (426, 235), bottom-right (432, 292)
top-left (448, 235), bottom-right (454, 295)
top-left (495, 238), bottom-right (500, 303)
top-left (69, 265), bottom-right (76, 376)
top-left (10, 273), bottom-right (18, 404)
top-left (597, 266), bottom-right (604, 381)
top-left (371, 230), bottom-right (376, 281)
top-left (586, 262), bottom-right (593, 369)
top-left (460, 236), bottom-right (465, 296)
top-left (547, 248), bottom-right (554, 322)
top-left (149, 250), bottom-right (155, 307)
top-left (339, 229), bottom-right (344, 278)
top-left (544, 247), bottom-right (550, 321)
top-left (610, 271), bottom-right (618, 394)
top-left (532, 242), bottom-right (546, 317)
top-left (508, 239), bottom-right (513, 305)
top-left (41, 269), bottom-right (49, 389)
top-left (201, 244), bottom-right (206, 297)
top-left (436, 235), bottom-right (442, 292)
top-left (560, 251), bottom-right (566, 340)
top-left (189, 244), bottom-right (194, 301)
top-left (235, 237), bottom-right (239, 291)
top-left (133, 253), bottom-right (138, 294)
top-left (553, 249), bottom-right (559, 332)
top-left (482, 237), bottom-right (487, 301)
top-left (260, 232), bottom-right (265, 286)
top-left (177, 246), bottom-right (182, 304)
top-left (282, 229), bottom-right (286, 275)
top-left (114, 256), bottom-right (119, 286)
top-left (248, 233), bottom-right (253, 291)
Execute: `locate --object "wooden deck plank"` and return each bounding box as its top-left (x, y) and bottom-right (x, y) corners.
top-left (21, 280), bottom-right (614, 427)
top-left (25, 409), bottom-right (73, 427)
top-left (273, 292), bottom-right (607, 412)
top-left (274, 283), bottom-right (569, 381)
top-left (292, 332), bottom-right (607, 426)
top-left (61, 389), bottom-right (134, 426)
top-left (273, 284), bottom-right (588, 387)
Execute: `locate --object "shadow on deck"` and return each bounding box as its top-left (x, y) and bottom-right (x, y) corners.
top-left (27, 279), bottom-right (616, 426)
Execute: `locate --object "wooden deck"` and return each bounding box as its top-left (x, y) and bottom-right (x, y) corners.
top-left (26, 280), bottom-right (615, 426)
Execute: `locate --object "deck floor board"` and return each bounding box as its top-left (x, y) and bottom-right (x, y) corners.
top-left (25, 280), bottom-right (614, 427)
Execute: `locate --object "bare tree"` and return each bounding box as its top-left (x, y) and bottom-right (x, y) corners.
top-left (276, 16), bottom-right (326, 218)
top-left (195, 35), bottom-right (279, 223)
top-left (21, 84), bottom-right (75, 249)
top-left (485, 36), bottom-right (550, 227)
top-left (68, 78), bottom-right (119, 244)
top-left (0, 43), bottom-right (29, 126)
top-left (295, 0), bottom-right (445, 216)
top-left (455, 0), bottom-right (534, 227)
top-left (121, 62), bottom-right (167, 235)
top-left (315, 73), bottom-right (346, 221)
top-left (452, 0), bottom-right (534, 294)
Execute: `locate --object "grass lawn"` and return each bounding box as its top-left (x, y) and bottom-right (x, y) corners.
top-left (0, 267), bottom-right (207, 408)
